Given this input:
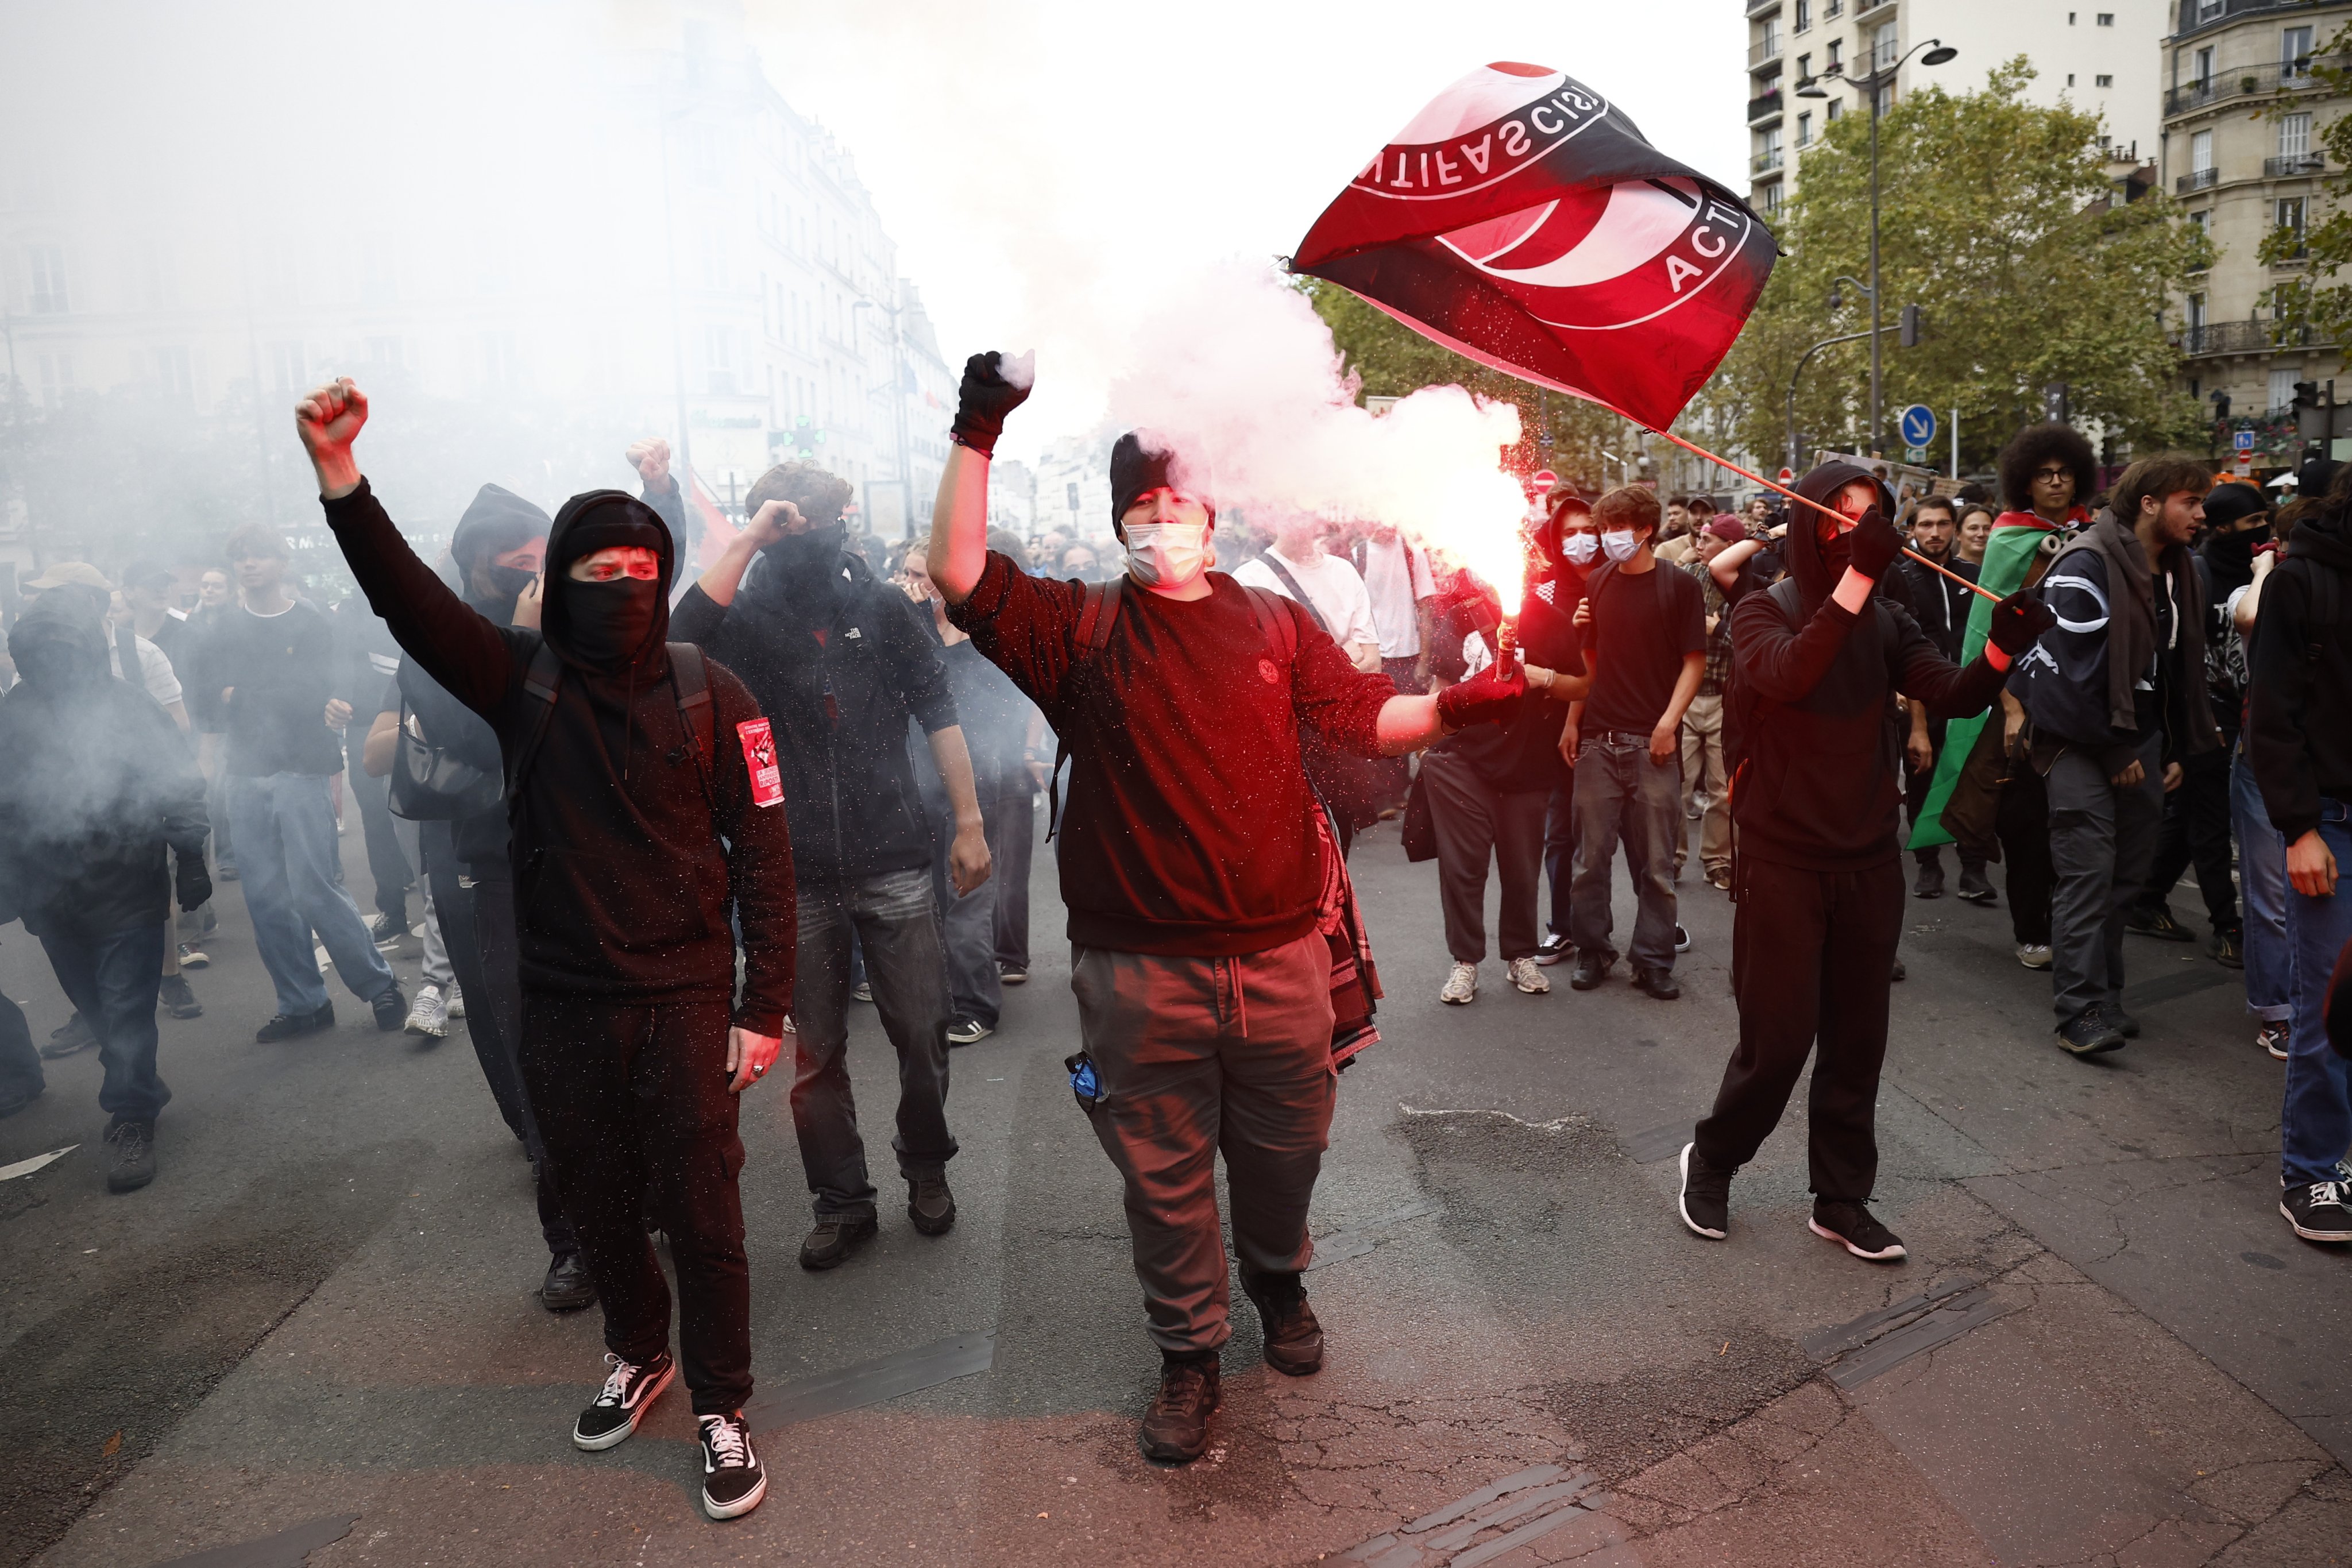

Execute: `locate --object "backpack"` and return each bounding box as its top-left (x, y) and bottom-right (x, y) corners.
top-left (505, 640), bottom-right (718, 813)
top-left (387, 700), bottom-right (505, 822)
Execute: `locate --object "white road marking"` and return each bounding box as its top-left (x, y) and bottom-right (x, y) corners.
top-left (0, 1145), bottom-right (78, 1181)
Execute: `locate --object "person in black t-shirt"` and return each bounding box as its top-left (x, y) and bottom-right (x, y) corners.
top-left (1562, 487), bottom-right (1707, 999)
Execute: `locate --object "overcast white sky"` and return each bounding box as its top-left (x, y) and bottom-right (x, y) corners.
top-left (740, 0), bottom-right (1750, 453)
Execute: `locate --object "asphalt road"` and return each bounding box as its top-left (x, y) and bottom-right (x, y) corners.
top-left (5, 800), bottom-right (2351, 1568)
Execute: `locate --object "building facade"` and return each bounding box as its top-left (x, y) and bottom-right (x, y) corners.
top-left (1746, 0), bottom-right (2167, 221)
top-left (2162, 0), bottom-right (2351, 465)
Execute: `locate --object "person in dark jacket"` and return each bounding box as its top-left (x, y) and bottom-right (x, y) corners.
top-left (2247, 467), bottom-right (2352, 1242)
top-left (296, 377), bottom-right (791, 1523)
top-left (1678, 460), bottom-right (2050, 1262)
top-left (669, 461), bottom-right (984, 1272)
top-left (928, 352), bottom-right (1526, 1466)
top-left (1893, 496), bottom-right (1991, 903)
top-left (330, 589), bottom-right (414, 941)
top-left (2008, 455), bottom-right (2223, 1056)
top-left (0, 597), bottom-right (211, 1192)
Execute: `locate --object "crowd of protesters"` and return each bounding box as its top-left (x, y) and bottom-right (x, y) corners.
top-left (5, 366), bottom-right (2352, 1503)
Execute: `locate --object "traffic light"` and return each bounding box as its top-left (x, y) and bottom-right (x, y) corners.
top-left (1898, 303), bottom-right (1923, 348)
top-left (2043, 383), bottom-right (2071, 423)
top-left (2294, 380), bottom-right (2322, 412)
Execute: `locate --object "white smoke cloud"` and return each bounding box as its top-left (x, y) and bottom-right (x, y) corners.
top-left (1104, 262), bottom-right (1530, 592)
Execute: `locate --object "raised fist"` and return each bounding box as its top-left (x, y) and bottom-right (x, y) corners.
top-left (294, 378), bottom-right (368, 496)
top-left (742, 497), bottom-right (802, 550)
top-left (626, 438), bottom-right (672, 488)
top-left (949, 351), bottom-right (1034, 458)
top-left (1847, 507), bottom-right (1902, 582)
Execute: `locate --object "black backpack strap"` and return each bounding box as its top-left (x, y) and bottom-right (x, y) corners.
top-left (667, 642), bottom-right (717, 810)
top-left (1257, 555), bottom-right (1333, 637)
top-left (2304, 558), bottom-right (2344, 667)
top-left (506, 639), bottom-right (563, 798)
top-left (1241, 585), bottom-right (1300, 666)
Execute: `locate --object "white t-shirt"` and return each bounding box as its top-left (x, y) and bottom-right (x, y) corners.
top-left (1232, 549), bottom-right (1381, 652)
top-left (1357, 535), bottom-right (1435, 658)
top-left (107, 628), bottom-right (184, 709)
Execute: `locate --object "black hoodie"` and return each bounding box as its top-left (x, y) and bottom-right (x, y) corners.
top-left (2249, 508), bottom-right (2352, 843)
top-left (1727, 460), bottom-right (2009, 872)
top-left (0, 599), bottom-right (209, 937)
top-left (321, 480), bottom-right (795, 1034)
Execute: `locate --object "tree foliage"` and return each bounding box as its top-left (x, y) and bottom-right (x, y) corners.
top-left (1708, 60), bottom-right (2209, 476)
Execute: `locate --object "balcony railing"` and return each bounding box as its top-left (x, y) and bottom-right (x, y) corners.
top-left (2176, 318), bottom-right (2317, 357)
top-left (1745, 0), bottom-right (1780, 15)
top-left (2164, 56), bottom-right (2339, 117)
top-left (1748, 88), bottom-right (1784, 122)
top-left (2266, 153), bottom-right (2326, 177)
top-left (1749, 36), bottom-right (1782, 67)
top-left (2177, 167), bottom-right (2219, 193)
top-left (1752, 148), bottom-right (1786, 174)
top-left (1855, 0), bottom-right (1895, 14)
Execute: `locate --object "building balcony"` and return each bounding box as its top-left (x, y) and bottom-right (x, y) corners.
top-left (2266, 153), bottom-right (2327, 177)
top-left (2177, 167), bottom-right (2219, 193)
top-left (2164, 56), bottom-right (2339, 118)
top-left (2176, 318), bottom-right (2316, 357)
top-left (1745, 0), bottom-right (1780, 14)
top-left (1749, 36), bottom-right (1782, 67)
top-left (1753, 148), bottom-right (1786, 175)
top-left (1855, 0), bottom-right (1895, 14)
top-left (1748, 87), bottom-right (1784, 123)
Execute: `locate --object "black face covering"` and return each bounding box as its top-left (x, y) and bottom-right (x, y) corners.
top-left (13, 639), bottom-right (99, 694)
top-left (484, 562), bottom-right (538, 601)
top-left (1818, 527), bottom-right (1854, 580)
top-left (764, 523), bottom-right (847, 581)
top-left (561, 577), bottom-right (660, 669)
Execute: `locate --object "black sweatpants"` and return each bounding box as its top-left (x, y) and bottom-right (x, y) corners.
top-left (1694, 855), bottom-right (1905, 1202)
top-left (519, 990), bottom-right (750, 1415)
top-left (2135, 740), bottom-right (2237, 935)
top-left (1995, 766), bottom-right (2055, 948)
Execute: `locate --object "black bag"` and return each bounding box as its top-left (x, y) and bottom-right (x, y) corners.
top-left (1400, 767), bottom-right (1438, 861)
top-left (387, 701), bottom-right (504, 822)
top-left (1254, 554), bottom-right (1388, 833)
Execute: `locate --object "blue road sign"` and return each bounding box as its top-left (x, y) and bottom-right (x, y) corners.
top-left (1898, 404), bottom-right (1937, 447)
top-left (2234, 430), bottom-right (2257, 451)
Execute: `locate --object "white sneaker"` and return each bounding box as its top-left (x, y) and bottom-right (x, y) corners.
top-left (405, 984), bottom-right (449, 1038)
top-left (1508, 956), bottom-right (1551, 994)
top-left (445, 984), bottom-right (466, 1019)
top-left (2017, 943), bottom-right (2053, 970)
top-left (1440, 961), bottom-right (1477, 1005)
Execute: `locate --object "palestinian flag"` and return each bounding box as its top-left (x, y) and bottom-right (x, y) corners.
top-left (1906, 515), bottom-right (2066, 851)
top-left (1291, 63), bottom-right (1778, 431)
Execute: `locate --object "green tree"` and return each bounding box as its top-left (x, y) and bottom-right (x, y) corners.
top-left (1710, 59), bottom-right (2210, 477)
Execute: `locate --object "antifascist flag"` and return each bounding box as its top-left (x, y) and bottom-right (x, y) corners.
top-left (1291, 63), bottom-right (1778, 431)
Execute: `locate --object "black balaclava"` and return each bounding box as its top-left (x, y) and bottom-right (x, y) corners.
top-left (7, 597), bottom-right (109, 697)
top-left (2198, 482), bottom-right (2270, 599)
top-left (543, 491), bottom-right (673, 674)
top-left (451, 483), bottom-right (553, 619)
top-left (1776, 459), bottom-right (1899, 717)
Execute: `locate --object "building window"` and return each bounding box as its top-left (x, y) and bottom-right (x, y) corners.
top-left (2278, 196), bottom-right (2308, 255)
top-left (2189, 208), bottom-right (2211, 237)
top-left (2095, 74), bottom-right (2113, 87)
top-left (2272, 367), bottom-right (2299, 413)
top-left (2195, 0), bottom-right (2222, 20)
top-left (2280, 112), bottom-right (2313, 159)
top-left (706, 326), bottom-right (735, 394)
top-left (2285, 25), bottom-right (2315, 76)
top-left (1876, 81), bottom-right (1894, 115)
top-left (268, 341), bottom-right (305, 396)
top-left (1762, 180), bottom-right (1785, 217)
top-left (1794, 0), bottom-right (1811, 29)
top-left (2194, 45), bottom-right (2214, 85)
top-left (1826, 38), bottom-right (1842, 70)
top-left (1824, 0), bottom-right (1840, 16)
top-left (2192, 128), bottom-right (2215, 173)
top-left (2097, 11), bottom-right (2114, 23)
top-left (1759, 19), bottom-right (1781, 56)
top-left (1826, 98), bottom-right (1843, 122)
top-left (2068, 74), bottom-right (2077, 87)
top-left (27, 245), bottom-right (67, 313)
top-left (35, 353), bottom-right (72, 406)
top-left (2187, 291), bottom-right (2208, 330)
top-left (1797, 52), bottom-right (1812, 80)
top-left (1796, 110), bottom-right (1814, 146)
top-left (1872, 20), bottom-right (1898, 72)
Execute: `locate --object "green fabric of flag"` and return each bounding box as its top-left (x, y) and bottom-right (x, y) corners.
top-left (1905, 522), bottom-right (2051, 851)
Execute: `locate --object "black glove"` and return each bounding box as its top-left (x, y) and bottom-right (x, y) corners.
top-left (1988, 590), bottom-right (2057, 656)
top-left (1436, 655), bottom-right (1527, 732)
top-left (1847, 507), bottom-right (1902, 582)
top-left (949, 351), bottom-right (1032, 457)
top-left (176, 855), bottom-right (212, 914)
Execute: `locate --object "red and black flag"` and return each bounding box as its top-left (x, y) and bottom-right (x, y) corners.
top-left (1291, 63), bottom-right (1778, 431)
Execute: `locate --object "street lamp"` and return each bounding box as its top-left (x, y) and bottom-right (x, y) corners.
top-left (1795, 38), bottom-right (1955, 453)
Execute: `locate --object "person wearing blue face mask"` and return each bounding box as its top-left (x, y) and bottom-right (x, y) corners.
top-left (1535, 492), bottom-right (1601, 964)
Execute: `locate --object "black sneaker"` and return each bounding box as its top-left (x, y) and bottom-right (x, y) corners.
top-left (368, 911), bottom-right (407, 949)
top-left (1678, 1142), bottom-right (1729, 1239)
top-left (1891, 956), bottom-right (1907, 982)
top-left (2260, 1022), bottom-right (2291, 1060)
top-left (2125, 905), bottom-right (2194, 942)
top-left (2208, 929), bottom-right (2245, 969)
top-left (160, 974), bottom-right (203, 1019)
top-left (1631, 965), bottom-right (1681, 1001)
top-left (2056, 1005), bottom-right (2127, 1056)
top-left (540, 1250), bottom-right (597, 1312)
top-left (2115, 1009), bottom-right (2142, 1040)
top-left (1569, 949), bottom-right (1611, 990)
top-left (907, 1175), bottom-right (957, 1236)
top-left (1956, 867), bottom-right (1998, 904)
top-left (698, 1411), bottom-right (767, 1520)
top-left (572, 1350), bottom-right (675, 1450)
top-left (371, 986), bottom-right (407, 1032)
top-left (256, 1002), bottom-right (335, 1042)
top-left (1138, 1353), bottom-right (1222, 1464)
top-left (798, 1213), bottom-right (879, 1270)
top-left (1239, 1269), bottom-right (1324, 1376)
top-left (40, 1013), bottom-right (95, 1060)
top-left (998, 964), bottom-right (1029, 986)
top-left (946, 1017), bottom-right (994, 1046)
top-left (104, 1117), bottom-right (157, 1194)
top-left (1809, 1199), bottom-right (1906, 1261)
top-left (2280, 1181), bottom-right (2352, 1243)
top-left (1913, 860), bottom-right (1945, 899)
top-left (1532, 932), bottom-right (1571, 967)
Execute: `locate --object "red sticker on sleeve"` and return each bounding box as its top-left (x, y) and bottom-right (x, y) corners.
top-left (736, 719), bottom-right (783, 808)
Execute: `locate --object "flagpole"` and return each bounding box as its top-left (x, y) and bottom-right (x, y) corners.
top-left (1620, 416), bottom-right (2001, 604)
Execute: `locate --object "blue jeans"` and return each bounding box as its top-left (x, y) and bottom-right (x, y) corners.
top-left (226, 771), bottom-right (396, 1017)
top-left (2232, 747), bottom-right (2293, 1023)
top-left (787, 866), bottom-right (958, 1221)
top-left (1569, 731), bottom-right (1682, 971)
top-left (2280, 804), bottom-right (2352, 1187)
top-left (38, 922), bottom-right (168, 1121)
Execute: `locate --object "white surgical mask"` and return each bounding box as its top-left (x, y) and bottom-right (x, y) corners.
top-left (1562, 532), bottom-right (1600, 566)
top-left (1601, 530), bottom-right (1640, 563)
top-left (1125, 522), bottom-right (1211, 589)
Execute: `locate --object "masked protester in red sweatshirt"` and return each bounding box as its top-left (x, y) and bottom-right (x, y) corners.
top-left (1677, 460), bottom-right (2053, 1263)
top-left (925, 353), bottom-right (1525, 1466)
